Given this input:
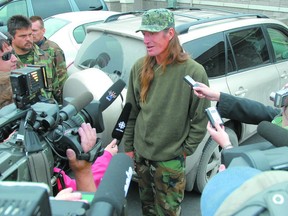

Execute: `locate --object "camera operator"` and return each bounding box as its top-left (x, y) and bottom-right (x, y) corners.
top-left (0, 33), bottom-right (17, 109)
top-left (0, 120), bottom-right (118, 200)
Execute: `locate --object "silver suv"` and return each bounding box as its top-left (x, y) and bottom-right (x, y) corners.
top-left (67, 8), bottom-right (288, 192)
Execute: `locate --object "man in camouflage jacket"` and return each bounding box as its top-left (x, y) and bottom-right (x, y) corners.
top-left (7, 15), bottom-right (67, 104)
top-left (30, 15), bottom-right (68, 100)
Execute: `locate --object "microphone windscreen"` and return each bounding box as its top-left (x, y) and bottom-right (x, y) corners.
top-left (111, 103), bottom-right (132, 141)
top-left (90, 153), bottom-right (133, 215)
top-left (257, 121), bottom-right (288, 147)
top-left (99, 79), bottom-right (126, 112)
top-left (70, 91), bottom-right (94, 112)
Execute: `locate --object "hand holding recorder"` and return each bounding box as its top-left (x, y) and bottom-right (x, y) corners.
top-left (192, 82), bottom-right (221, 102)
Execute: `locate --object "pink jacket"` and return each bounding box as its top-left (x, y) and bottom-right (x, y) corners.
top-left (54, 150), bottom-right (113, 191)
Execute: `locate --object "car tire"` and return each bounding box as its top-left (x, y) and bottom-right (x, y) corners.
top-left (195, 127), bottom-right (238, 193)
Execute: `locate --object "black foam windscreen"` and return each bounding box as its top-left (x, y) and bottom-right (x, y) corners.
top-left (99, 79), bottom-right (126, 112)
top-left (111, 103), bottom-right (132, 141)
top-left (257, 121), bottom-right (288, 147)
top-left (88, 153), bottom-right (133, 216)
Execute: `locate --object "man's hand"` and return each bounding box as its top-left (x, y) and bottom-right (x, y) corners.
top-left (193, 83), bottom-right (221, 102)
top-left (77, 122), bottom-right (97, 153)
top-left (67, 123), bottom-right (96, 173)
top-left (67, 123), bottom-right (97, 192)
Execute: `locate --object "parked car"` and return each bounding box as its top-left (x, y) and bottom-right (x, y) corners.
top-left (0, 0), bottom-right (108, 31)
top-left (44, 11), bottom-right (120, 68)
top-left (66, 8), bottom-right (288, 192)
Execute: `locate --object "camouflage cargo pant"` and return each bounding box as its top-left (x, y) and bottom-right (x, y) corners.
top-left (134, 152), bottom-right (186, 216)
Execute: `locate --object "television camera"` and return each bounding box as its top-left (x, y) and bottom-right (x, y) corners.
top-left (0, 66), bottom-right (125, 195)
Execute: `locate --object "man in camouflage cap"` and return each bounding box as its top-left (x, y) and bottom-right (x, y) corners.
top-left (7, 15), bottom-right (66, 104)
top-left (124, 8), bottom-right (210, 216)
top-left (136, 8), bottom-right (175, 32)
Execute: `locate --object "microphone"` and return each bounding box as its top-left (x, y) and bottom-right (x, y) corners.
top-left (257, 121), bottom-right (288, 147)
top-left (88, 153), bottom-right (134, 216)
top-left (60, 91), bottom-right (93, 121)
top-left (99, 79), bottom-right (126, 112)
top-left (111, 103), bottom-right (132, 142)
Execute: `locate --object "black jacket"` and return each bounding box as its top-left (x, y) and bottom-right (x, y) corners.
top-left (216, 93), bottom-right (281, 124)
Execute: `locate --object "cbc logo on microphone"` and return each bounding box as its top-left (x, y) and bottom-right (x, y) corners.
top-left (116, 121), bottom-right (126, 132)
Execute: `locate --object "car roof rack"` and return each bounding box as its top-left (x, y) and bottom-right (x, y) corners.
top-left (104, 11), bottom-right (145, 23)
top-left (103, 7), bottom-right (268, 35)
top-left (176, 13), bottom-right (268, 34)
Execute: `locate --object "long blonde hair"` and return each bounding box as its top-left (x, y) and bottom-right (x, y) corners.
top-left (139, 30), bottom-right (189, 103)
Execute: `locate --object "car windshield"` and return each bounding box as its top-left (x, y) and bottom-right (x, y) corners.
top-left (75, 31), bottom-right (146, 84)
top-left (44, 17), bottom-right (70, 38)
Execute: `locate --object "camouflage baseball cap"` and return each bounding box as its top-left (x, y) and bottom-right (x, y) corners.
top-left (136, 8), bottom-right (175, 33)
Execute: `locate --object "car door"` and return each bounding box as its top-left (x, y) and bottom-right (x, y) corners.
top-left (225, 26), bottom-right (280, 105)
top-left (265, 24), bottom-right (288, 89)
top-left (225, 26), bottom-right (281, 138)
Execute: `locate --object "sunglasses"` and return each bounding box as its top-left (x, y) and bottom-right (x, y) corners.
top-left (1, 51), bottom-right (13, 61)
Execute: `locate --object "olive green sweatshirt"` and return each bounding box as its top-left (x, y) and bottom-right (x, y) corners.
top-left (123, 57), bottom-right (210, 161)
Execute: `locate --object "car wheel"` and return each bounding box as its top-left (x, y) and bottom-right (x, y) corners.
top-left (195, 127), bottom-right (238, 193)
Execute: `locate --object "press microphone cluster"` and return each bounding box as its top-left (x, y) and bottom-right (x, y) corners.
top-left (257, 121), bottom-right (288, 147)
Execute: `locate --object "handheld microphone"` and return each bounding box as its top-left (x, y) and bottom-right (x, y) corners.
top-left (88, 153), bottom-right (133, 216)
top-left (111, 103), bottom-right (132, 143)
top-left (257, 121), bottom-right (288, 147)
top-left (60, 91), bottom-right (94, 121)
top-left (99, 79), bottom-right (126, 112)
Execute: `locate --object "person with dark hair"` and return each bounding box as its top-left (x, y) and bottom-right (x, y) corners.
top-left (0, 33), bottom-right (17, 108)
top-left (30, 15), bottom-right (68, 96)
top-left (123, 8), bottom-right (210, 215)
top-left (7, 15), bottom-right (65, 104)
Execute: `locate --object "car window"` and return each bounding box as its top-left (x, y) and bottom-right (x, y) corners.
top-left (74, 0), bottom-right (104, 10)
top-left (227, 27), bottom-right (270, 71)
top-left (77, 33), bottom-right (145, 83)
top-left (44, 17), bottom-right (70, 38)
top-left (0, 0), bottom-right (27, 25)
top-left (31, 0), bottom-right (73, 19)
top-left (267, 27), bottom-right (288, 61)
top-left (182, 32), bottom-right (226, 78)
top-left (79, 34), bottom-right (123, 80)
top-left (73, 21), bottom-right (104, 44)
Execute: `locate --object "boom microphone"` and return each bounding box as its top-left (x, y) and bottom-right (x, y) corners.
top-left (59, 91), bottom-right (94, 121)
top-left (257, 121), bottom-right (288, 147)
top-left (88, 153), bottom-right (133, 216)
top-left (99, 79), bottom-right (126, 112)
top-left (111, 103), bottom-right (132, 142)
